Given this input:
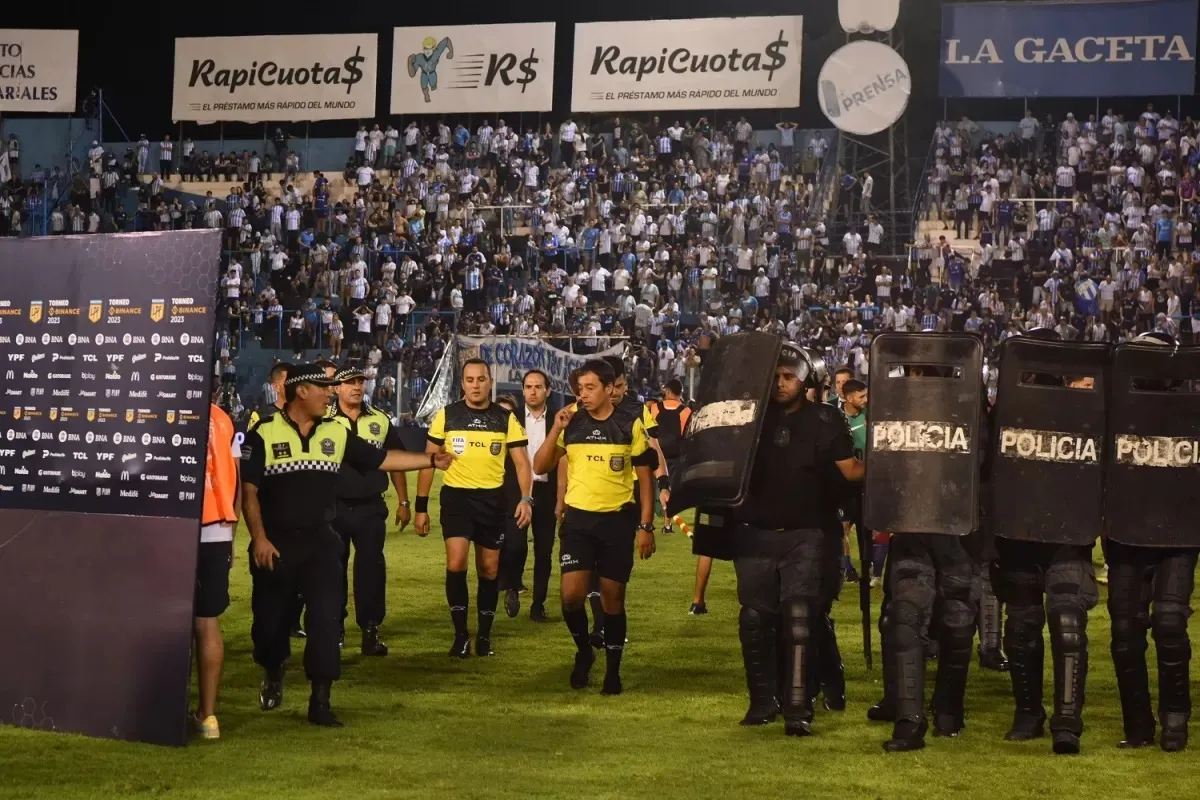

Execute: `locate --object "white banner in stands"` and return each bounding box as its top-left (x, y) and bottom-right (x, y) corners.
top-left (818, 40), bottom-right (911, 136)
top-left (0, 29), bottom-right (78, 113)
top-left (172, 34), bottom-right (378, 123)
top-left (571, 16), bottom-right (803, 112)
top-left (391, 23), bottom-right (555, 114)
top-left (456, 336), bottom-right (626, 397)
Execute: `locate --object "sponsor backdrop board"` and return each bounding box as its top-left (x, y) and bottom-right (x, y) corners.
top-left (940, 0), bottom-right (1198, 97)
top-left (819, 40), bottom-right (911, 136)
top-left (0, 29), bottom-right (78, 113)
top-left (0, 230), bottom-right (221, 747)
top-left (391, 23), bottom-right (554, 114)
top-left (571, 16), bottom-right (803, 112)
top-left (172, 34), bottom-right (378, 123)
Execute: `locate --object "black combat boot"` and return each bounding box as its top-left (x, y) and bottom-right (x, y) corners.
top-left (931, 624), bottom-right (973, 737)
top-left (307, 680), bottom-right (343, 728)
top-left (883, 647), bottom-right (926, 752)
top-left (738, 607), bottom-right (780, 726)
top-left (779, 598), bottom-right (815, 736)
top-left (361, 623), bottom-right (388, 657)
top-left (817, 614), bottom-right (846, 711)
top-left (1112, 635), bottom-right (1155, 748)
top-left (1004, 625), bottom-right (1046, 741)
top-left (1048, 608), bottom-right (1087, 755)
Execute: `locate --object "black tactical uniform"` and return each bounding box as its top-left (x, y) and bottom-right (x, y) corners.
top-left (733, 396), bottom-right (854, 737)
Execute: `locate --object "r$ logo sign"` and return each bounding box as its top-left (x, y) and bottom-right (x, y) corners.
top-left (486, 48), bottom-right (538, 93)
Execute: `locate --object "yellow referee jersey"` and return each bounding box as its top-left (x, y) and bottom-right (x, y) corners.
top-left (557, 407), bottom-right (654, 513)
top-left (428, 400), bottom-right (527, 490)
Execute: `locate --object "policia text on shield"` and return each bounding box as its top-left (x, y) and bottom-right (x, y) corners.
top-left (240, 364), bottom-right (455, 728)
top-left (414, 358), bottom-right (535, 660)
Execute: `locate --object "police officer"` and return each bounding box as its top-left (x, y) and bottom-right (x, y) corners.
top-left (241, 364), bottom-right (452, 727)
top-left (1105, 332), bottom-right (1196, 752)
top-left (330, 366), bottom-right (411, 657)
top-left (880, 363), bottom-right (986, 753)
top-left (533, 358), bottom-right (658, 695)
top-left (731, 344), bottom-right (862, 737)
top-left (247, 361), bottom-right (289, 430)
top-left (991, 329), bottom-right (1100, 754)
top-left (414, 358), bottom-right (534, 659)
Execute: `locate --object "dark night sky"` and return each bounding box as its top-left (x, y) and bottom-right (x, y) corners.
top-left (6, 0), bottom-right (1200, 137)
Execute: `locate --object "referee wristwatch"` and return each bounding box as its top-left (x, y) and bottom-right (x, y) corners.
top-left (520, 496), bottom-right (535, 506)
top-left (637, 522), bottom-right (655, 533)
top-left (398, 500), bottom-right (410, 508)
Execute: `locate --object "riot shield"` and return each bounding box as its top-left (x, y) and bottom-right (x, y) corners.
top-left (863, 333), bottom-right (983, 536)
top-left (667, 331), bottom-right (781, 514)
top-left (1106, 342), bottom-right (1200, 547)
top-left (989, 337), bottom-right (1108, 546)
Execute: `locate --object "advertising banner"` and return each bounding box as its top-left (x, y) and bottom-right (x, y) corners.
top-left (391, 23), bottom-right (555, 114)
top-left (0, 230), bottom-right (221, 747)
top-left (172, 34), bottom-right (378, 122)
top-left (571, 16), bottom-right (803, 112)
top-left (940, 0), bottom-right (1198, 97)
top-left (457, 336), bottom-right (626, 398)
top-left (0, 29), bottom-right (78, 113)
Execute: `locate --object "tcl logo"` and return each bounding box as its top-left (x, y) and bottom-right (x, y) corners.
top-left (180, 455), bottom-right (198, 465)
top-left (188, 355), bottom-right (204, 363)
top-left (82, 354), bottom-right (98, 362)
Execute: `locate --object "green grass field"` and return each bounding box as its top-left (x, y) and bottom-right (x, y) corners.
top-left (4, 482), bottom-right (1200, 799)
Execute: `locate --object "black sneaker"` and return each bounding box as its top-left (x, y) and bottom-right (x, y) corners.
top-left (688, 603), bottom-right (708, 615)
top-left (449, 633), bottom-right (471, 659)
top-left (504, 588), bottom-right (520, 619)
top-left (663, 524), bottom-right (673, 535)
top-left (361, 624), bottom-right (388, 657)
top-left (476, 636), bottom-right (495, 657)
top-left (570, 649), bottom-right (595, 689)
top-left (601, 672), bottom-right (623, 695)
top-left (529, 605), bottom-right (549, 622)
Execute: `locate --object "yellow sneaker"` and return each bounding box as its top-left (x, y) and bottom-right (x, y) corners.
top-left (194, 714), bottom-right (220, 740)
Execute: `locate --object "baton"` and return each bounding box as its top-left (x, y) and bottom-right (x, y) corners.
top-left (856, 511), bottom-right (873, 670)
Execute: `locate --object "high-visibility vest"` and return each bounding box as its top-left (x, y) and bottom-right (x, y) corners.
top-left (202, 404), bottom-right (239, 526)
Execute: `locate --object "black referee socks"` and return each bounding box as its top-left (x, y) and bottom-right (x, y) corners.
top-left (446, 570), bottom-right (469, 636)
top-left (563, 604), bottom-right (591, 654)
top-left (604, 612), bottom-right (627, 675)
top-left (477, 577), bottom-right (499, 639)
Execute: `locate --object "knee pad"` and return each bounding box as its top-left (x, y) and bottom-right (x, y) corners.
top-left (1048, 607), bottom-right (1086, 652)
top-left (1109, 613), bottom-right (1148, 648)
top-left (740, 605), bottom-right (777, 633)
top-left (1005, 603), bottom-right (1046, 638)
top-left (1151, 601), bottom-right (1190, 642)
top-left (782, 597), bottom-right (815, 645)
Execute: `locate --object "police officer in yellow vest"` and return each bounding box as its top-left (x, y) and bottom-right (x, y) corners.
top-left (330, 366), bottom-right (411, 656)
top-left (241, 364), bottom-right (454, 728)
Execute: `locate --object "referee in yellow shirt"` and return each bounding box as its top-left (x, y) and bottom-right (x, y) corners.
top-left (414, 358), bottom-right (534, 658)
top-left (534, 358), bottom-right (656, 695)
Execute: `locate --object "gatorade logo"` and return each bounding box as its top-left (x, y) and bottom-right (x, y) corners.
top-left (1115, 435), bottom-right (1200, 468)
top-left (871, 421), bottom-right (971, 454)
top-left (999, 427), bottom-right (1099, 464)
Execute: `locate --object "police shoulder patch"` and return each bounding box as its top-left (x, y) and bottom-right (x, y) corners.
top-left (320, 438), bottom-right (336, 457)
top-left (369, 422), bottom-right (381, 436)
top-left (815, 404), bottom-right (840, 424)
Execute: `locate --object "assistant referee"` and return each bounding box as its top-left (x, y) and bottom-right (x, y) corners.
top-left (414, 358), bottom-right (534, 659)
top-left (330, 366), bottom-right (411, 657)
top-left (241, 364), bottom-right (453, 728)
top-left (533, 358), bottom-right (656, 695)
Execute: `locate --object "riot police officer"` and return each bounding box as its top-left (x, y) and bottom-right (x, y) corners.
top-left (989, 328), bottom-right (1106, 754)
top-left (731, 343), bottom-right (862, 736)
top-left (1104, 332), bottom-right (1198, 751)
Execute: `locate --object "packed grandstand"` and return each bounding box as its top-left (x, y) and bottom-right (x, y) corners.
top-left (2, 106), bottom-right (1197, 422)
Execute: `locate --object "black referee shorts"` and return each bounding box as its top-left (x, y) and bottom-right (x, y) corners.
top-left (440, 486), bottom-right (507, 550)
top-left (559, 505), bottom-right (638, 584)
top-left (195, 540), bottom-right (233, 618)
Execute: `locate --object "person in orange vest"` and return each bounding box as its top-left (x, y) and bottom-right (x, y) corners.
top-left (193, 402), bottom-right (241, 740)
